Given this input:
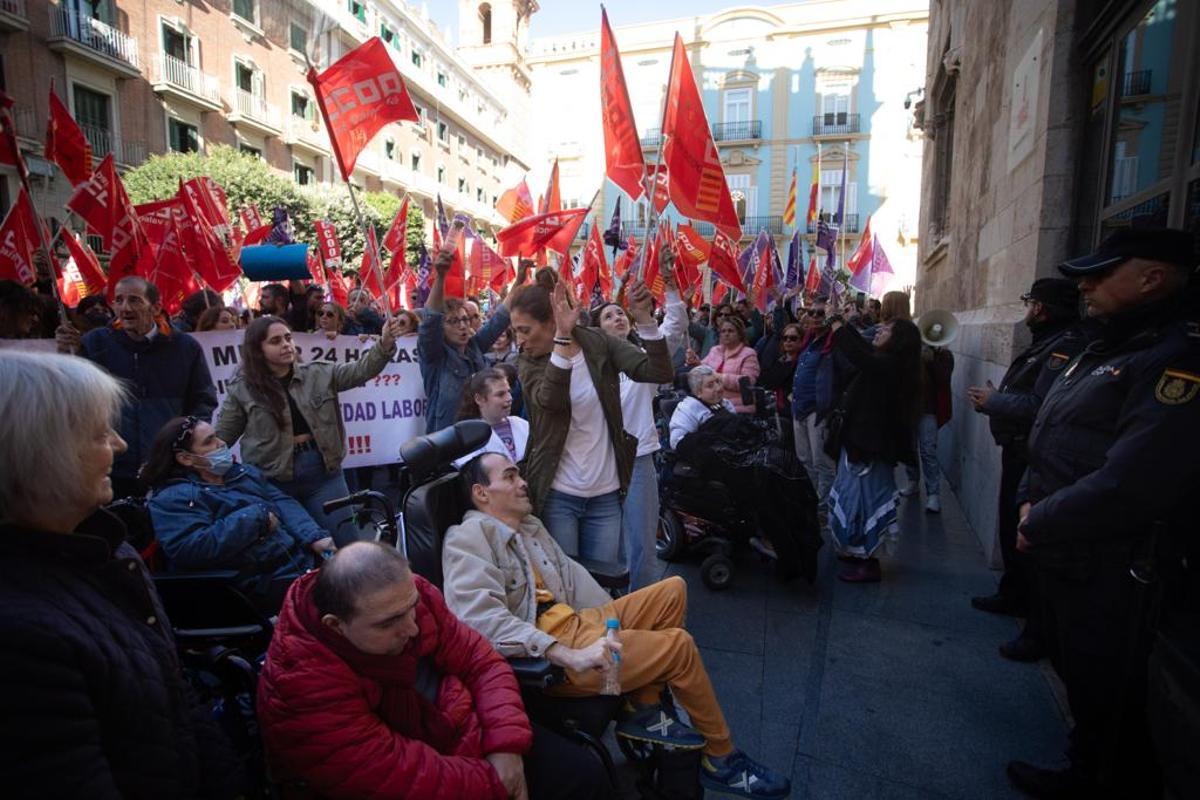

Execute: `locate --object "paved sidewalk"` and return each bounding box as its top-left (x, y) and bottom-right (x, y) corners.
top-left (631, 486), bottom-right (1068, 799)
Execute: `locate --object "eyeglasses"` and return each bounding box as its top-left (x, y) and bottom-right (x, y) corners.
top-left (172, 416), bottom-right (199, 452)
top-left (805, 309), bottom-right (826, 318)
top-left (467, 314), bottom-right (481, 322)
top-left (445, 316), bottom-right (472, 327)
top-left (318, 310), bottom-right (338, 318)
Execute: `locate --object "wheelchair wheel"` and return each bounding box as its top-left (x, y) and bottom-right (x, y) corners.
top-left (616, 733), bottom-right (656, 764)
top-left (700, 554), bottom-right (734, 590)
top-left (656, 509), bottom-right (684, 562)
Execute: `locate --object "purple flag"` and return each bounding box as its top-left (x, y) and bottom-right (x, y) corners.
top-left (870, 234), bottom-right (895, 296)
top-left (603, 201), bottom-right (625, 252)
top-left (834, 144), bottom-right (849, 226)
top-left (413, 243), bottom-right (433, 306)
top-left (435, 194), bottom-right (449, 239)
top-left (784, 230), bottom-right (801, 290)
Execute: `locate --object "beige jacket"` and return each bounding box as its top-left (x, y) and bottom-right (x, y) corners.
top-left (441, 510), bottom-right (611, 658)
top-left (215, 340), bottom-right (394, 481)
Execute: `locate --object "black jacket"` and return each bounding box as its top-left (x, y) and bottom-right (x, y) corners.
top-left (981, 319), bottom-right (1090, 447)
top-left (80, 325), bottom-right (218, 481)
top-left (1024, 292), bottom-right (1200, 548)
top-left (0, 510), bottom-right (239, 798)
top-left (827, 326), bottom-right (917, 466)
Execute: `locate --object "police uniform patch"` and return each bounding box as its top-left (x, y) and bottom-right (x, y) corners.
top-left (1046, 352), bottom-right (1070, 371)
top-left (1154, 369), bottom-right (1200, 405)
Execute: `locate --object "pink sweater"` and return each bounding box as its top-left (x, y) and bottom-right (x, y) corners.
top-left (701, 344), bottom-right (761, 413)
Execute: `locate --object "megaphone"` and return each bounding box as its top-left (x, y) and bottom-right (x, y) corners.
top-left (917, 309), bottom-right (959, 347)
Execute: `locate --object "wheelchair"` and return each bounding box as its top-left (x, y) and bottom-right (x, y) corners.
top-left (654, 378), bottom-right (820, 590)
top-left (324, 420), bottom-right (698, 799)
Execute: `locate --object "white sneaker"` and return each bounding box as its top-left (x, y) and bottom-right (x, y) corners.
top-left (898, 481), bottom-right (919, 497)
top-left (925, 495), bottom-right (941, 513)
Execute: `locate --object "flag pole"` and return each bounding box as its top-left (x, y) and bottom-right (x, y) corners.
top-left (637, 34), bottom-right (679, 283)
top-left (304, 47), bottom-right (393, 319)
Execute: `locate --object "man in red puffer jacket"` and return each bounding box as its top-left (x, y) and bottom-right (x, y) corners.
top-left (258, 541), bottom-right (610, 799)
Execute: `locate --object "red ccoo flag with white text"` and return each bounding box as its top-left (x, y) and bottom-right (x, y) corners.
top-left (45, 87), bottom-right (93, 185)
top-left (0, 189), bottom-right (40, 285)
top-left (599, 7), bottom-right (646, 201)
top-left (496, 208), bottom-right (589, 258)
top-left (308, 37), bottom-right (418, 180)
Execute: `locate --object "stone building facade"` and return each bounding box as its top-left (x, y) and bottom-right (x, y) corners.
top-left (915, 0), bottom-right (1200, 557)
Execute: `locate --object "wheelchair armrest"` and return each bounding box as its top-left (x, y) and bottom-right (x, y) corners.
top-left (508, 656), bottom-right (562, 689)
top-left (152, 570), bottom-right (241, 583)
top-left (174, 624), bottom-right (267, 643)
top-left (576, 557), bottom-right (630, 590)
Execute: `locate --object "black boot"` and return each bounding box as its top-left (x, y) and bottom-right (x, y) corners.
top-left (971, 592), bottom-right (1025, 617)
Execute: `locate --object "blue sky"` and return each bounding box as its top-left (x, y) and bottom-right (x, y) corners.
top-left (423, 1), bottom-right (756, 41)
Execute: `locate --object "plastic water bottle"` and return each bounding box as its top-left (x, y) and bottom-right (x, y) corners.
top-left (600, 618), bottom-right (622, 696)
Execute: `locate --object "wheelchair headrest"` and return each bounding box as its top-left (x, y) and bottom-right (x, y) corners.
top-left (400, 419), bottom-right (491, 480)
top-left (402, 470), bottom-right (467, 589)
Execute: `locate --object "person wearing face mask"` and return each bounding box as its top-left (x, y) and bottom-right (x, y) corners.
top-left (591, 249), bottom-right (689, 589)
top-left (142, 416), bottom-right (334, 613)
top-left (215, 314), bottom-right (405, 545)
top-left (55, 275), bottom-right (218, 500)
top-left (454, 367), bottom-right (530, 467)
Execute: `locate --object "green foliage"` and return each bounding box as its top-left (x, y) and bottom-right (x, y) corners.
top-left (122, 146), bottom-right (426, 275)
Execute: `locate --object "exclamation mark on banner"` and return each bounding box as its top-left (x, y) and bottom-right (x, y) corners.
top-left (364, 435), bottom-right (371, 454)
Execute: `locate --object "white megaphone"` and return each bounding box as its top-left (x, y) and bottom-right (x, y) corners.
top-left (917, 309), bottom-right (959, 347)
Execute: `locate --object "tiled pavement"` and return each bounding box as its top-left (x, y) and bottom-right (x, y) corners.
top-left (621, 485), bottom-right (1068, 799)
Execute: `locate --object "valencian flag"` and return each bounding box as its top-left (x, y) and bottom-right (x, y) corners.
top-left (599, 6), bottom-right (646, 200)
top-left (806, 161), bottom-right (820, 225)
top-left (496, 208), bottom-right (589, 258)
top-left (782, 168), bottom-right (798, 229)
top-left (497, 179), bottom-right (534, 222)
top-left (307, 37), bottom-right (418, 180)
top-left (45, 87), bottom-right (92, 185)
top-left (661, 34), bottom-right (741, 240)
top-left (708, 229), bottom-right (746, 293)
top-left (0, 188), bottom-right (40, 285)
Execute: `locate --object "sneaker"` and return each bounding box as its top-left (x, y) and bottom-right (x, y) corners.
top-left (749, 536), bottom-right (778, 559)
top-left (925, 495), bottom-right (942, 513)
top-left (615, 703), bottom-right (705, 750)
top-left (898, 480), bottom-right (919, 497)
top-left (701, 749), bottom-right (791, 798)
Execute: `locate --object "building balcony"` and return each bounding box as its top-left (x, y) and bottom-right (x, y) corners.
top-left (380, 162), bottom-right (442, 200)
top-left (12, 104), bottom-right (38, 141)
top-left (284, 116), bottom-right (330, 157)
top-left (227, 89), bottom-right (282, 137)
top-left (741, 215), bottom-right (783, 235)
top-left (1120, 69), bottom-right (1152, 97)
top-left (47, 6), bottom-right (141, 79)
top-left (640, 128), bottom-right (662, 149)
top-left (712, 120), bottom-right (762, 142)
top-left (354, 148), bottom-right (382, 177)
top-left (80, 123), bottom-right (146, 167)
top-left (152, 55), bottom-right (221, 112)
top-left (812, 113), bottom-right (861, 137)
top-left (807, 213), bottom-right (861, 234)
top-left (0, 0), bottom-right (29, 32)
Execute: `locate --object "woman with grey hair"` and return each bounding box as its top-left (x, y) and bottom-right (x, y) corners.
top-left (668, 365), bottom-right (737, 449)
top-left (0, 351), bottom-right (240, 797)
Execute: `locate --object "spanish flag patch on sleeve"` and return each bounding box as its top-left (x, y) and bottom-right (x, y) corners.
top-left (1154, 369), bottom-right (1200, 405)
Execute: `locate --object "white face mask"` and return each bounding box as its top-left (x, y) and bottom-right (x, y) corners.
top-left (197, 444), bottom-right (235, 476)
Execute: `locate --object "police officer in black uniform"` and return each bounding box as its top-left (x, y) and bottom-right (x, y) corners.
top-left (967, 279), bottom-right (1089, 663)
top-left (1006, 228), bottom-right (1200, 798)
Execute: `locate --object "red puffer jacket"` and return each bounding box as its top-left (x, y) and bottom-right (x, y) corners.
top-left (257, 572), bottom-right (532, 799)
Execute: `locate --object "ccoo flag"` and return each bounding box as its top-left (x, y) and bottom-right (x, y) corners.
top-left (599, 7), bottom-right (646, 201)
top-left (307, 37), bottom-right (418, 180)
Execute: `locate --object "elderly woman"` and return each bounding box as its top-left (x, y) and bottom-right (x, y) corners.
top-left (0, 351), bottom-right (239, 797)
top-left (692, 314), bottom-right (760, 413)
top-left (142, 416), bottom-right (334, 612)
top-left (669, 365), bottom-right (735, 449)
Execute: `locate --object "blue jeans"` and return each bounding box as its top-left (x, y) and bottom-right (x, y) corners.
top-left (273, 449), bottom-right (368, 547)
top-left (621, 454), bottom-right (660, 590)
top-left (542, 489), bottom-right (624, 565)
top-left (906, 414), bottom-right (941, 496)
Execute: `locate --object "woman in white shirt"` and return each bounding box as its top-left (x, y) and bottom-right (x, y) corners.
top-left (454, 367), bottom-right (529, 467)
top-left (592, 264), bottom-right (689, 589)
top-left (669, 366), bottom-right (738, 450)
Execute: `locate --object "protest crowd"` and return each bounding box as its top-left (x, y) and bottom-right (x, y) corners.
top-left (1, 15), bottom-right (1198, 800)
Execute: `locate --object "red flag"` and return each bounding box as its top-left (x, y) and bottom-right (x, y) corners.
top-left (433, 218), bottom-right (467, 298)
top-left (661, 35), bottom-right (742, 240)
top-left (62, 229), bottom-right (107, 299)
top-left (804, 255), bottom-right (821, 296)
top-left (138, 199), bottom-right (199, 314)
top-left (0, 91), bottom-right (29, 187)
top-left (382, 195), bottom-right (410, 254)
top-left (674, 224), bottom-right (711, 266)
top-left (650, 165), bottom-right (670, 214)
top-left (641, 226), bottom-right (667, 303)
top-left (328, 267), bottom-right (350, 307)
top-left (577, 221), bottom-right (608, 300)
top-left (0, 189), bottom-right (39, 285)
top-left (67, 155), bottom-right (124, 250)
top-left (175, 182), bottom-right (239, 293)
top-left (181, 177), bottom-right (234, 247)
top-left (708, 229), bottom-right (746, 293)
top-left (497, 179), bottom-right (535, 222)
top-left (307, 37), bottom-right (418, 180)
top-left (806, 161), bottom-right (820, 225)
top-left (614, 235), bottom-right (638, 282)
top-left (45, 87), bottom-right (93, 185)
top-left (712, 279), bottom-right (728, 307)
top-left (538, 159), bottom-right (562, 215)
top-left (240, 204), bottom-right (272, 245)
top-left (359, 226), bottom-right (385, 299)
top-left (750, 236), bottom-right (775, 313)
top-left (314, 220), bottom-right (344, 272)
top-left (846, 215), bottom-right (874, 278)
top-left (496, 208), bottom-right (589, 258)
top-left (557, 252), bottom-right (576, 294)
top-left (599, 8), bottom-right (646, 201)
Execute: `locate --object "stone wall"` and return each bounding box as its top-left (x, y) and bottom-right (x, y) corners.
top-left (916, 0), bottom-right (1087, 563)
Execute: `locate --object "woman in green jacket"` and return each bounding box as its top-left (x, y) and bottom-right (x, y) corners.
top-left (511, 272), bottom-right (673, 565)
top-left (215, 314), bottom-right (404, 545)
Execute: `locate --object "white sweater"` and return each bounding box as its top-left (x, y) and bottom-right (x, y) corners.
top-left (669, 395), bottom-right (737, 450)
top-left (620, 290), bottom-right (688, 457)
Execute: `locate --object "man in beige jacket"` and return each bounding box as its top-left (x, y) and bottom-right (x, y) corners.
top-left (441, 452), bottom-right (791, 799)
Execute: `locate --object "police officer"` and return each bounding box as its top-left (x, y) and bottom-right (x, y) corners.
top-left (1006, 228), bottom-right (1200, 798)
top-left (967, 278), bottom-right (1089, 663)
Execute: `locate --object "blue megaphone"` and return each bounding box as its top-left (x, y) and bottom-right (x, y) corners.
top-left (240, 243), bottom-right (311, 281)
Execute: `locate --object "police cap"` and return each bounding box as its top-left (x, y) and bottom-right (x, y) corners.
top-left (1059, 227), bottom-right (1197, 277)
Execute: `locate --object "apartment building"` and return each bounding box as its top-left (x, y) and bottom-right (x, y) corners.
top-left (0, 0), bottom-right (531, 235)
